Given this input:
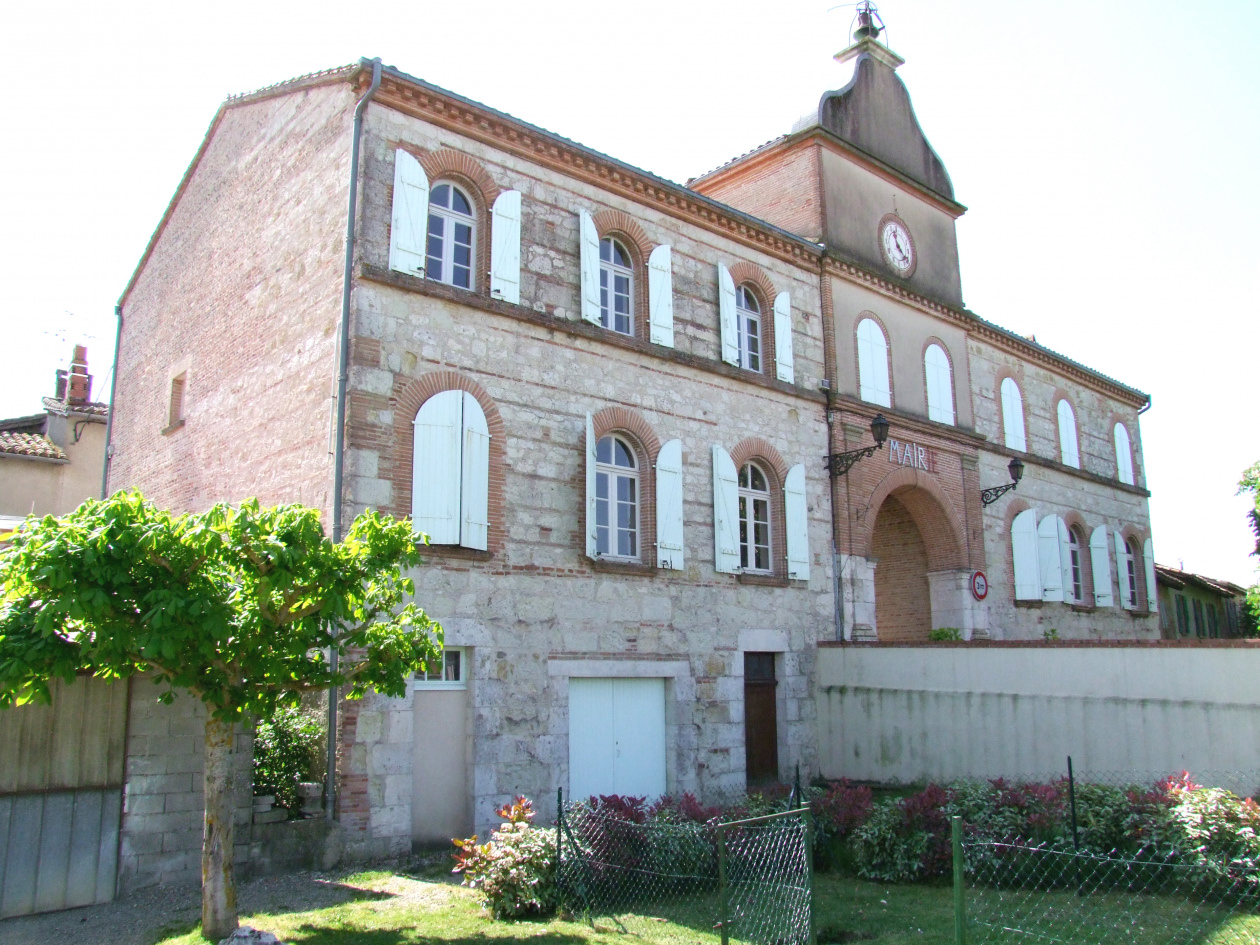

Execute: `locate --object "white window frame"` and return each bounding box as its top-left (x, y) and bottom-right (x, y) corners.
top-left (599, 237), bottom-right (634, 336)
top-left (427, 181), bottom-right (476, 289)
top-left (595, 434), bottom-right (640, 560)
top-left (1114, 423), bottom-right (1134, 485)
top-left (924, 343), bottom-right (955, 425)
top-left (1067, 526), bottom-right (1084, 603)
top-left (738, 462), bottom-right (772, 573)
top-left (735, 286), bottom-right (762, 372)
top-left (856, 318), bottom-right (892, 408)
top-left (1001, 378), bottom-right (1027, 452)
top-left (1124, 539), bottom-right (1139, 608)
top-left (412, 646), bottom-right (467, 691)
top-left (1058, 399), bottom-right (1080, 468)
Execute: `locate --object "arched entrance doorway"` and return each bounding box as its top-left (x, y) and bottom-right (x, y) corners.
top-left (872, 496), bottom-right (932, 641)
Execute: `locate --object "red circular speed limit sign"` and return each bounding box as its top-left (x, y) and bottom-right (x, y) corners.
top-left (971, 570), bottom-right (989, 601)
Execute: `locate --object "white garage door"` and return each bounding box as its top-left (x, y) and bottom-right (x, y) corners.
top-left (568, 677), bottom-right (666, 801)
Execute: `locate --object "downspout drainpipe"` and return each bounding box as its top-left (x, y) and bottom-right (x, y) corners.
top-left (327, 57), bottom-right (382, 823)
top-left (100, 304), bottom-right (123, 499)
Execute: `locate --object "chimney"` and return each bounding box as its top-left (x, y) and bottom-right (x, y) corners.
top-left (66, 345), bottom-right (91, 404)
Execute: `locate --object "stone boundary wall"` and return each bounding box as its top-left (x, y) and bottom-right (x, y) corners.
top-left (817, 643), bottom-right (1260, 790)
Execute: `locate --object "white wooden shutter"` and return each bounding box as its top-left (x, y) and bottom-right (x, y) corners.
top-left (1090, 525), bottom-right (1115, 607)
top-left (655, 439), bottom-right (684, 570)
top-left (490, 190), bottom-right (521, 304)
top-left (718, 264), bottom-right (738, 366)
top-left (1058, 400), bottom-right (1080, 468)
top-left (1114, 530), bottom-right (1134, 610)
top-left (784, 463), bottom-right (810, 581)
top-left (413, 390), bottom-right (462, 544)
top-left (579, 211), bottom-right (601, 325)
top-left (459, 393), bottom-right (490, 551)
top-left (1114, 424), bottom-right (1134, 485)
top-left (924, 344), bottom-right (955, 425)
top-left (857, 318), bottom-right (891, 407)
top-left (585, 413), bottom-right (598, 558)
top-left (1057, 516), bottom-right (1074, 600)
top-left (390, 149), bottom-right (429, 276)
top-left (773, 292), bottom-right (795, 384)
top-left (1011, 508), bottom-right (1041, 601)
top-left (648, 245), bottom-right (675, 348)
top-left (1037, 514), bottom-right (1064, 602)
top-left (1001, 378), bottom-right (1026, 452)
top-left (1143, 537), bottom-right (1157, 612)
top-left (712, 445), bottom-right (740, 573)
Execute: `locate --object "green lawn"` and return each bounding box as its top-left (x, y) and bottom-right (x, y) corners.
top-left (153, 867), bottom-right (1260, 945)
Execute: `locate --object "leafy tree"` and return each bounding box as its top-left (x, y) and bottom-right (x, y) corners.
top-left (0, 492), bottom-right (440, 940)
top-left (1238, 462), bottom-right (1260, 636)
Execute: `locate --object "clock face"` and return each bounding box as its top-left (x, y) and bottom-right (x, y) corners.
top-left (879, 215), bottom-right (916, 276)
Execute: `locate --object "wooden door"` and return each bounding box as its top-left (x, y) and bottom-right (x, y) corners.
top-left (743, 653), bottom-right (779, 786)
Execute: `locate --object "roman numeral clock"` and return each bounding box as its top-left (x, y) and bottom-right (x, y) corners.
top-left (879, 213), bottom-right (917, 278)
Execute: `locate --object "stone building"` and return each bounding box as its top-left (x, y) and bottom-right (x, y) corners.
top-left (106, 29), bottom-right (1156, 869)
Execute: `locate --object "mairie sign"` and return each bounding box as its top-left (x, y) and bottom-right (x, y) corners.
top-left (888, 438), bottom-right (939, 473)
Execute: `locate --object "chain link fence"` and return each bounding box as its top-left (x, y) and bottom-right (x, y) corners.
top-left (948, 765), bottom-right (1260, 944)
top-left (556, 792), bottom-right (815, 945)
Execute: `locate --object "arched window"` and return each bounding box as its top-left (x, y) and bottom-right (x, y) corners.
top-left (599, 237), bottom-right (634, 335)
top-left (427, 182), bottom-right (476, 289)
top-left (595, 435), bottom-right (639, 559)
top-left (1114, 423), bottom-right (1134, 485)
top-left (924, 343), bottom-right (954, 425)
top-left (738, 462), bottom-right (772, 573)
top-left (1000, 378), bottom-right (1026, 452)
top-left (1123, 538), bottom-right (1140, 608)
top-left (856, 318), bottom-right (891, 407)
top-left (735, 286), bottom-right (762, 372)
top-left (1067, 525), bottom-right (1085, 603)
top-left (413, 389), bottom-right (489, 550)
top-left (1058, 399), bottom-right (1080, 468)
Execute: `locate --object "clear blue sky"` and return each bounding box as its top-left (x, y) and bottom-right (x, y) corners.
top-left (2, 0), bottom-right (1256, 585)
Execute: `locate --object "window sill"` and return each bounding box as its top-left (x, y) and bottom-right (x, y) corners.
top-left (161, 419), bottom-right (185, 436)
top-left (590, 557), bottom-right (657, 577)
top-left (736, 572), bottom-right (790, 588)
top-left (1014, 599), bottom-right (1043, 608)
top-left (1069, 603), bottom-right (1096, 614)
top-left (420, 545), bottom-right (493, 562)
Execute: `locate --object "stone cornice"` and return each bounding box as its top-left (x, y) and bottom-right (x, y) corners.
top-left (372, 72), bottom-right (823, 268)
top-left (821, 256), bottom-right (1150, 410)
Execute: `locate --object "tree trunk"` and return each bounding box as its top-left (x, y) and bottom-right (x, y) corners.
top-left (202, 714), bottom-right (239, 940)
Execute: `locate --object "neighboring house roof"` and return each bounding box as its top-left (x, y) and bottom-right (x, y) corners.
top-left (0, 413), bottom-right (47, 435)
top-left (41, 397), bottom-right (109, 419)
top-left (1154, 564), bottom-right (1247, 599)
top-left (0, 431), bottom-right (67, 460)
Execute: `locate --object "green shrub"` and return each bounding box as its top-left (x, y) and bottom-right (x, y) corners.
top-left (1165, 787), bottom-right (1260, 884)
top-left (928, 627), bottom-right (962, 642)
top-left (253, 703), bottom-right (325, 811)
top-left (454, 796), bottom-right (558, 918)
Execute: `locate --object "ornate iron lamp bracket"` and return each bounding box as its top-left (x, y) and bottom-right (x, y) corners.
top-left (980, 481), bottom-right (1019, 506)
top-left (825, 443), bottom-right (881, 479)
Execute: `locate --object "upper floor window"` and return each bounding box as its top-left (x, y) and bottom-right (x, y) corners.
top-left (738, 462), bottom-right (771, 573)
top-left (856, 318), bottom-right (891, 408)
top-left (1114, 423), bottom-right (1134, 485)
top-left (1123, 538), bottom-right (1139, 608)
top-left (1057, 399), bottom-right (1080, 468)
top-left (595, 435), bottom-right (639, 559)
top-left (427, 182), bottom-right (476, 289)
top-left (1067, 525), bottom-right (1084, 603)
top-left (735, 286), bottom-right (762, 372)
top-left (924, 344), bottom-right (954, 425)
top-left (1000, 378), bottom-right (1026, 452)
top-left (599, 238), bottom-right (634, 335)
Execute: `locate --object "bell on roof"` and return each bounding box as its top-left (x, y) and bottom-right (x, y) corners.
top-left (852, 1), bottom-right (884, 42)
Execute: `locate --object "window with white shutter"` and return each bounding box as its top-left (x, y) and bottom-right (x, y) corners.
top-left (490, 190), bottom-right (521, 304)
top-left (774, 292), bottom-right (794, 384)
top-left (1090, 526), bottom-right (1115, 607)
top-left (735, 286), bottom-right (762, 372)
top-left (784, 464), bottom-right (809, 581)
top-left (655, 439), bottom-right (684, 569)
top-left (585, 413), bottom-right (599, 557)
top-left (599, 238), bottom-right (635, 335)
top-left (390, 149), bottom-right (429, 277)
top-left (1114, 423), bottom-right (1134, 485)
top-left (1001, 378), bottom-right (1026, 452)
top-left (1037, 514), bottom-right (1067, 602)
top-left (1143, 537), bottom-right (1157, 613)
top-left (1114, 532), bottom-right (1137, 610)
top-left (648, 246), bottom-right (675, 348)
top-left (579, 212), bottom-right (602, 325)
top-left (414, 390), bottom-right (489, 550)
top-left (712, 445), bottom-right (741, 573)
top-left (1057, 400), bottom-right (1079, 468)
top-left (924, 344), bottom-right (954, 425)
top-left (856, 318), bottom-right (892, 407)
top-left (718, 265), bottom-right (738, 366)
top-left (427, 183), bottom-right (476, 289)
top-left (1011, 508), bottom-right (1041, 600)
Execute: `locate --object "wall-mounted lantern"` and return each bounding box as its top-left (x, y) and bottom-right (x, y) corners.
top-left (981, 456), bottom-right (1025, 506)
top-left (825, 414), bottom-right (890, 478)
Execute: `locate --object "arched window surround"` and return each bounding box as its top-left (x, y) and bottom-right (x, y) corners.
top-left (725, 261), bottom-right (779, 375)
top-left (921, 337), bottom-right (956, 426)
top-left (996, 372), bottom-right (1027, 453)
top-left (854, 312), bottom-right (894, 409)
top-left (1062, 514), bottom-right (1094, 606)
top-left (1112, 419), bottom-right (1136, 486)
top-left (592, 209), bottom-right (653, 340)
top-left (1054, 393), bottom-right (1081, 469)
top-left (389, 370), bottom-right (506, 556)
top-left (729, 438), bottom-right (789, 581)
top-left (586, 406), bottom-right (662, 568)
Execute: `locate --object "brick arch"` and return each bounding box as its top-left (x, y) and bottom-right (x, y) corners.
top-left (588, 406), bottom-right (661, 564)
top-left (389, 370), bottom-right (506, 555)
top-left (858, 467), bottom-right (967, 571)
top-left (416, 149), bottom-right (502, 206)
top-left (727, 262), bottom-right (779, 376)
top-left (729, 437), bottom-right (789, 488)
top-left (592, 211), bottom-right (652, 341)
